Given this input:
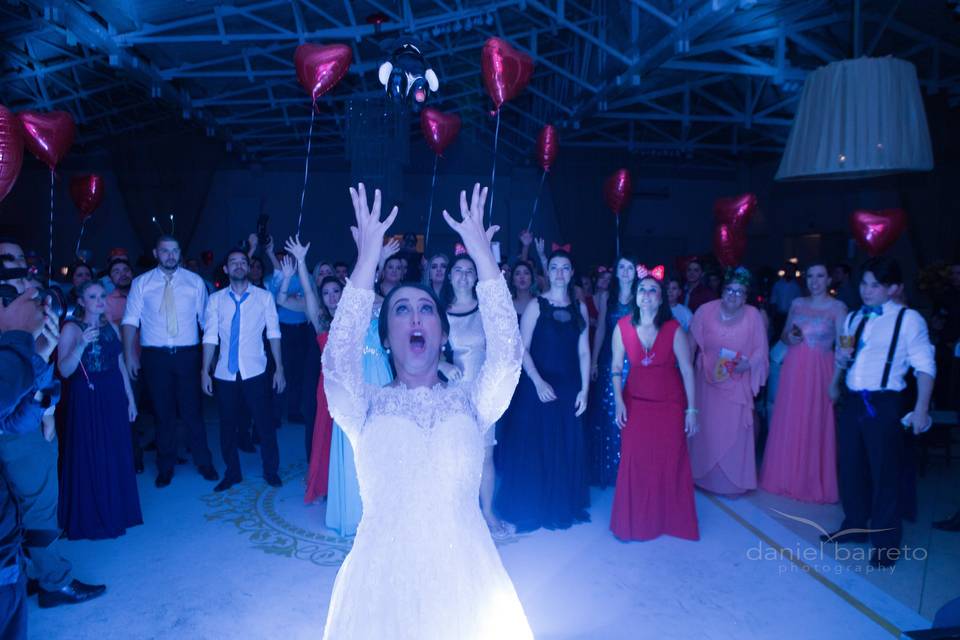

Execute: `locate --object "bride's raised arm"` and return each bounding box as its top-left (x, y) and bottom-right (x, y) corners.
top-left (323, 184), bottom-right (398, 438)
top-left (443, 184), bottom-right (522, 427)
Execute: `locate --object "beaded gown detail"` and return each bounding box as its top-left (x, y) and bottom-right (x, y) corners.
top-left (325, 307), bottom-right (392, 536)
top-left (322, 278), bottom-right (531, 640)
top-left (587, 300), bottom-right (632, 487)
top-left (59, 321), bottom-right (142, 540)
top-left (760, 300), bottom-right (841, 503)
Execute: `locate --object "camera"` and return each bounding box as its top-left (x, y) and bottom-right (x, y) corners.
top-left (256, 214), bottom-right (270, 246)
top-left (0, 284), bottom-right (64, 318)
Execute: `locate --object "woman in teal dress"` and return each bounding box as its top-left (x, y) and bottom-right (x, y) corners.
top-left (325, 298), bottom-right (393, 537)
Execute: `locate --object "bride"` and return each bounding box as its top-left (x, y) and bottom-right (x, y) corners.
top-left (321, 183), bottom-right (533, 639)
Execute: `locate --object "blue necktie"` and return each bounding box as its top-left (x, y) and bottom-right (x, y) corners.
top-left (862, 305), bottom-right (883, 318)
top-left (228, 291), bottom-right (249, 375)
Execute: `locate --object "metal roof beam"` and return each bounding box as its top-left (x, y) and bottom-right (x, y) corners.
top-left (661, 59), bottom-right (807, 80)
top-left (527, 0), bottom-right (634, 66)
top-left (572, 0), bottom-right (741, 121)
top-left (597, 111), bottom-right (792, 127)
top-left (629, 0), bottom-right (678, 28)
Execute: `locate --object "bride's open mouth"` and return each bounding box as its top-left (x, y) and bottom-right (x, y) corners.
top-left (409, 331), bottom-right (426, 354)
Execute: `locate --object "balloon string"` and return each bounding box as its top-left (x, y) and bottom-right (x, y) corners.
top-left (425, 154), bottom-right (439, 253)
top-left (48, 169), bottom-right (54, 280)
top-left (615, 215), bottom-right (620, 257)
top-left (487, 109), bottom-right (501, 227)
top-left (297, 106), bottom-right (316, 236)
top-left (75, 218), bottom-right (87, 257)
top-left (527, 170), bottom-right (547, 232)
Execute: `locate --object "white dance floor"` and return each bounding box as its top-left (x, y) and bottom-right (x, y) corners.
top-left (30, 424), bottom-right (932, 639)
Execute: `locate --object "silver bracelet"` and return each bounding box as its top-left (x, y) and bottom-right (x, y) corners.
top-left (685, 408), bottom-right (699, 414)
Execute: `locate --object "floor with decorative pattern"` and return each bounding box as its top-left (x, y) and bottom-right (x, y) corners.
top-left (27, 419), bottom-right (954, 639)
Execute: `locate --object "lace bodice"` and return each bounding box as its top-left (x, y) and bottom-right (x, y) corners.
top-left (790, 299), bottom-right (842, 351)
top-left (324, 277), bottom-right (521, 440)
top-left (70, 320), bottom-right (122, 374)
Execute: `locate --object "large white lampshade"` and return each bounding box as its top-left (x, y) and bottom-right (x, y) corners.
top-left (776, 56), bottom-right (933, 180)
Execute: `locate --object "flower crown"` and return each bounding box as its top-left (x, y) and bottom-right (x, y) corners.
top-left (724, 266), bottom-right (752, 288)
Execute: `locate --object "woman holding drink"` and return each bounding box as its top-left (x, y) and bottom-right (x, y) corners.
top-left (759, 262), bottom-right (847, 503)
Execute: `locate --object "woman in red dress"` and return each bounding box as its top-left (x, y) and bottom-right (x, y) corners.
top-left (283, 239), bottom-right (343, 504)
top-left (610, 265), bottom-right (700, 541)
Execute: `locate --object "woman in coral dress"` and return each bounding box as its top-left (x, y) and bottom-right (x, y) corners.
top-left (610, 266), bottom-right (700, 541)
top-left (688, 267), bottom-right (769, 495)
top-left (760, 262), bottom-right (846, 503)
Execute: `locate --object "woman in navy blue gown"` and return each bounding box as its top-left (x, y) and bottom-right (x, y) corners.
top-left (496, 248), bottom-right (591, 532)
top-left (58, 281), bottom-right (142, 540)
top-left (586, 256), bottom-right (637, 487)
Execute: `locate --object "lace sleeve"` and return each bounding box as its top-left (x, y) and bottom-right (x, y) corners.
top-left (471, 276), bottom-right (522, 427)
top-left (322, 282), bottom-right (374, 438)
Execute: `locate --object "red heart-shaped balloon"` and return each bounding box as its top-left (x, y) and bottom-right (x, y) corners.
top-left (420, 108), bottom-right (461, 157)
top-left (714, 223), bottom-right (747, 267)
top-left (481, 37), bottom-right (534, 110)
top-left (294, 44), bottom-right (352, 103)
top-left (603, 168), bottom-right (632, 216)
top-left (18, 110), bottom-right (75, 170)
top-left (536, 124), bottom-right (558, 172)
top-left (850, 208), bottom-right (907, 257)
top-left (714, 193), bottom-right (757, 229)
top-left (0, 106), bottom-right (24, 202)
top-left (70, 174), bottom-right (104, 221)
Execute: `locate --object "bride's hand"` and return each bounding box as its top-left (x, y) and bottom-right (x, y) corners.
top-left (442, 183), bottom-right (497, 258)
top-left (350, 183), bottom-right (398, 269)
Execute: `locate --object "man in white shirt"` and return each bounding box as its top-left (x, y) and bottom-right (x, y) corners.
top-left (121, 235), bottom-right (218, 488)
top-left (826, 257), bottom-right (936, 568)
top-left (201, 249), bottom-right (285, 492)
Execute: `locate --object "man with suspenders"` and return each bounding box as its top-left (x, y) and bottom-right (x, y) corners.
top-left (825, 257), bottom-right (936, 567)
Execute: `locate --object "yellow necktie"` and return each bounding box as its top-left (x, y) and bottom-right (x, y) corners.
top-left (162, 275), bottom-right (178, 337)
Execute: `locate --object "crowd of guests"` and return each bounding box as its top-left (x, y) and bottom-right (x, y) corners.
top-left (2, 216), bottom-right (959, 638)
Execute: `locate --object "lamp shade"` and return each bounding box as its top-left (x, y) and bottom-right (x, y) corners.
top-left (776, 57), bottom-right (933, 180)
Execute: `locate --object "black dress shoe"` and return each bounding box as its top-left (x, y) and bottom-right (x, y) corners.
top-left (933, 511), bottom-right (960, 531)
top-left (214, 477), bottom-right (241, 493)
top-left (155, 471), bottom-right (173, 488)
top-left (134, 459), bottom-right (145, 474)
top-left (38, 580), bottom-right (106, 608)
top-left (264, 473), bottom-right (282, 488)
top-left (819, 529), bottom-right (869, 543)
top-left (27, 578), bottom-right (39, 596)
top-left (198, 465), bottom-right (220, 481)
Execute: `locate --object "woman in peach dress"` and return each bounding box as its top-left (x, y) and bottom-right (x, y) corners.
top-left (688, 267), bottom-right (769, 495)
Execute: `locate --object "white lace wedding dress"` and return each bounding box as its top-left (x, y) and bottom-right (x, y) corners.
top-left (322, 277), bottom-right (534, 640)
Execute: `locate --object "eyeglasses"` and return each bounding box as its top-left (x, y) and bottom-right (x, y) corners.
top-left (723, 287), bottom-right (746, 298)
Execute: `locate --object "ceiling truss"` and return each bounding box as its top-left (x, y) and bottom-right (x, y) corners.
top-left (1, 0), bottom-right (957, 165)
